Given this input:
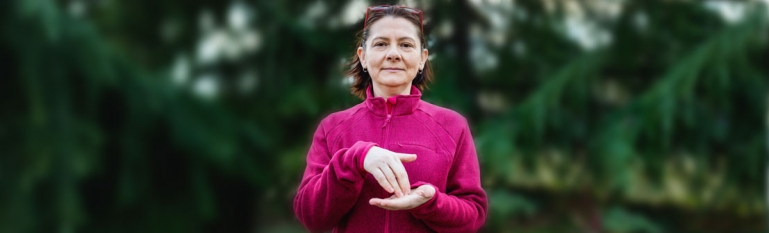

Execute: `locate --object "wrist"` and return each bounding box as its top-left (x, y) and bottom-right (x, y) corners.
top-left (359, 144), bottom-right (377, 173)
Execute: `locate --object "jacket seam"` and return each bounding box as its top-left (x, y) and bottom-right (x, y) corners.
top-left (329, 106), bottom-right (369, 147)
top-left (325, 104), bottom-right (366, 136)
top-left (409, 112), bottom-right (453, 158)
top-left (415, 108), bottom-right (459, 150)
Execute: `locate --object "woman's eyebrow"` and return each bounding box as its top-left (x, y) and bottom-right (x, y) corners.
top-left (372, 36), bottom-right (416, 42)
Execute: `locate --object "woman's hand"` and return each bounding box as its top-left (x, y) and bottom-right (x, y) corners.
top-left (369, 184), bottom-right (436, 210)
top-left (364, 146), bottom-right (417, 198)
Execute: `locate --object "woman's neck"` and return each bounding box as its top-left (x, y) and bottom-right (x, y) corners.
top-left (372, 84), bottom-right (412, 99)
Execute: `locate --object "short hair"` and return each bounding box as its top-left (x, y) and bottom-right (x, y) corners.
top-left (345, 6), bottom-right (433, 99)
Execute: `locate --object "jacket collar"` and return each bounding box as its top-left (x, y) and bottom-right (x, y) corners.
top-left (365, 85), bottom-right (422, 116)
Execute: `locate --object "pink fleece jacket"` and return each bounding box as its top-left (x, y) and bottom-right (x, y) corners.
top-left (294, 86), bottom-right (488, 233)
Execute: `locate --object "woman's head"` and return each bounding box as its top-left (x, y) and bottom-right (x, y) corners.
top-left (347, 5), bottom-right (433, 99)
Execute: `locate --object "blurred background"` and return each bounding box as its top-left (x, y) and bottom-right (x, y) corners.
top-left (2, 0), bottom-right (769, 232)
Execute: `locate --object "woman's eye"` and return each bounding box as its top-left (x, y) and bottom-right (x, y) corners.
top-left (374, 42), bottom-right (386, 47)
top-left (401, 43), bottom-right (414, 48)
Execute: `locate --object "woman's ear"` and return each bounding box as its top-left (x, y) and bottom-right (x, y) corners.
top-left (420, 48), bottom-right (429, 70)
top-left (357, 47), bottom-right (366, 69)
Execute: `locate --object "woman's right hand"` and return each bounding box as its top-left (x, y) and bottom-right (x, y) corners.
top-left (363, 146), bottom-right (417, 198)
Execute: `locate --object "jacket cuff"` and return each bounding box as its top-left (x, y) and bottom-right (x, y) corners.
top-left (354, 141), bottom-right (378, 176)
top-left (408, 181), bottom-right (439, 216)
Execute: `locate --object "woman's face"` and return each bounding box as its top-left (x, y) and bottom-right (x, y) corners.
top-left (358, 16), bottom-right (428, 90)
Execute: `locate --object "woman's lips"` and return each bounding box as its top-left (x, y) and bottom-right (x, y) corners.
top-left (382, 68), bottom-right (404, 71)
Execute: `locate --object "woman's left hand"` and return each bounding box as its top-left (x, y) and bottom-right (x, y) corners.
top-left (369, 184), bottom-right (435, 210)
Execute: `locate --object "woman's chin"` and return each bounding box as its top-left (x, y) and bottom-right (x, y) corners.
top-left (375, 76), bottom-right (412, 87)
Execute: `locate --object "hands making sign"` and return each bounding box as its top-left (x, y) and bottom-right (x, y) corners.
top-left (362, 146), bottom-right (435, 210)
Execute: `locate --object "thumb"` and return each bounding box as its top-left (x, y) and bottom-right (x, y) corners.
top-left (417, 184), bottom-right (435, 198)
top-left (396, 153), bottom-right (417, 162)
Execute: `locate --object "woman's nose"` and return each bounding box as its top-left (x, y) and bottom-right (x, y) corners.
top-left (386, 47), bottom-right (401, 61)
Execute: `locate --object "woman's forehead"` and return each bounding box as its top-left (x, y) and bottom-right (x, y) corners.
top-left (367, 16), bottom-right (420, 40)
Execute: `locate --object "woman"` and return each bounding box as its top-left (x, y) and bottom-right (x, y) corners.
top-left (294, 5), bottom-right (487, 233)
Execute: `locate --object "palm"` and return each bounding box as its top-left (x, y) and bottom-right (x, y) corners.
top-left (369, 184), bottom-right (435, 210)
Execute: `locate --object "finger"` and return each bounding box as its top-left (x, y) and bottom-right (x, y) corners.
top-left (370, 168), bottom-right (394, 193)
top-left (370, 197), bottom-right (396, 210)
top-left (370, 196), bottom-right (412, 210)
top-left (380, 167), bottom-right (403, 197)
top-left (396, 153), bottom-right (417, 163)
top-left (388, 158), bottom-right (411, 195)
top-left (369, 198), bottom-right (395, 210)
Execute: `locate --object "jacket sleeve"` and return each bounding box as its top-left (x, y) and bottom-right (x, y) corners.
top-left (408, 123), bottom-right (488, 233)
top-left (293, 121), bottom-right (378, 232)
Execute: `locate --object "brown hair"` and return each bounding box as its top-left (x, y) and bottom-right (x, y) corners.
top-left (345, 6), bottom-right (433, 99)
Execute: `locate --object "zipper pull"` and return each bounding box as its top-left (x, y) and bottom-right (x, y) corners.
top-left (381, 114), bottom-right (391, 128)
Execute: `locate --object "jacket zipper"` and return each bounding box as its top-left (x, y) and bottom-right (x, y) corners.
top-left (381, 114), bottom-right (391, 128)
top-left (382, 113), bottom-right (392, 233)
top-left (384, 209), bottom-right (390, 233)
